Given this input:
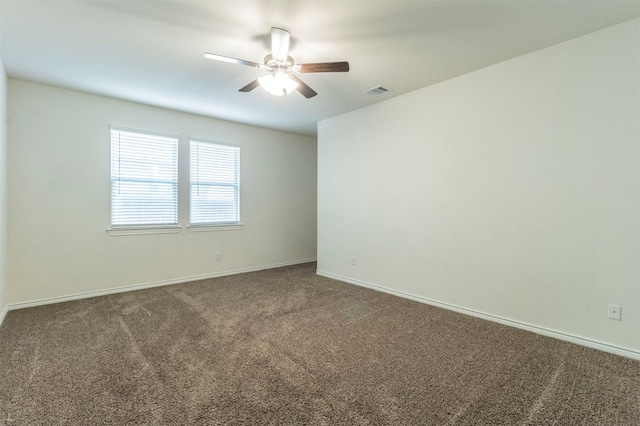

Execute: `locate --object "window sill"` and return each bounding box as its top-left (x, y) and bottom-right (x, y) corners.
top-left (107, 226), bottom-right (182, 236)
top-left (188, 223), bottom-right (243, 232)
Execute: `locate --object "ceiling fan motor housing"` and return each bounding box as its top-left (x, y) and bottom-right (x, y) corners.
top-left (264, 54), bottom-right (295, 71)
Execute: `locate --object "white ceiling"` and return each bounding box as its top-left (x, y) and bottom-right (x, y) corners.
top-left (1, 0), bottom-right (639, 137)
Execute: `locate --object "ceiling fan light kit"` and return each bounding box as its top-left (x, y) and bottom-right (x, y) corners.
top-left (205, 27), bottom-right (349, 98)
top-left (258, 72), bottom-right (299, 96)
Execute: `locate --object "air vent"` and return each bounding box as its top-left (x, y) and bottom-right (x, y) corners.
top-left (365, 85), bottom-right (392, 96)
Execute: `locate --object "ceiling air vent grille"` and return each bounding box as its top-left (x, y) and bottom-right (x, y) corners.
top-left (365, 86), bottom-right (392, 96)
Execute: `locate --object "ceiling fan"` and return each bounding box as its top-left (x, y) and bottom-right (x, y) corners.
top-left (204, 27), bottom-right (349, 98)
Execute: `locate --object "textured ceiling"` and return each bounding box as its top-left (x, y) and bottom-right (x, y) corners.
top-left (1, 0), bottom-right (639, 136)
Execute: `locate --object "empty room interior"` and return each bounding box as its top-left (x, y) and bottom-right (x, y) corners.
top-left (0, 0), bottom-right (639, 424)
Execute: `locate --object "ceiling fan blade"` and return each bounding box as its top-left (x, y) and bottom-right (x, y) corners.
top-left (298, 62), bottom-right (350, 73)
top-left (271, 27), bottom-right (290, 62)
top-left (204, 53), bottom-right (263, 69)
top-left (290, 75), bottom-right (317, 98)
top-left (239, 79), bottom-right (260, 92)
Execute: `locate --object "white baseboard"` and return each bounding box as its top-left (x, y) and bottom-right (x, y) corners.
top-left (316, 270), bottom-right (640, 361)
top-left (6, 258), bottom-right (317, 311)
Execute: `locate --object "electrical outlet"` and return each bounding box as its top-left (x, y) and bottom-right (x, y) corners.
top-left (608, 304), bottom-right (621, 321)
top-left (216, 252), bottom-right (222, 261)
top-left (350, 256), bottom-right (356, 266)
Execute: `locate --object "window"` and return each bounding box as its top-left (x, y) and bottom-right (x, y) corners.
top-left (110, 128), bottom-right (178, 228)
top-left (190, 139), bottom-right (240, 226)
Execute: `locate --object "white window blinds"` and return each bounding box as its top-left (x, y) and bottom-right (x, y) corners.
top-left (190, 140), bottom-right (240, 225)
top-left (111, 128), bottom-right (178, 227)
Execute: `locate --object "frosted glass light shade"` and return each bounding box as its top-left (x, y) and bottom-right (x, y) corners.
top-left (258, 73), bottom-right (299, 96)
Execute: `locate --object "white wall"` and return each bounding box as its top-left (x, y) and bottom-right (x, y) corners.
top-left (7, 80), bottom-right (317, 304)
top-left (318, 19), bottom-right (640, 354)
top-left (0, 61), bottom-right (7, 319)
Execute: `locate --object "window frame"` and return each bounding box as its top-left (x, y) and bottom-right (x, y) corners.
top-left (188, 138), bottom-right (242, 231)
top-left (108, 126), bottom-right (181, 236)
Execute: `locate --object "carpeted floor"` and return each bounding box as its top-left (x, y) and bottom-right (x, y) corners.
top-left (0, 262), bottom-right (638, 425)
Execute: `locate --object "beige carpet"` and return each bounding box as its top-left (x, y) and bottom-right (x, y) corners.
top-left (0, 262), bottom-right (638, 425)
